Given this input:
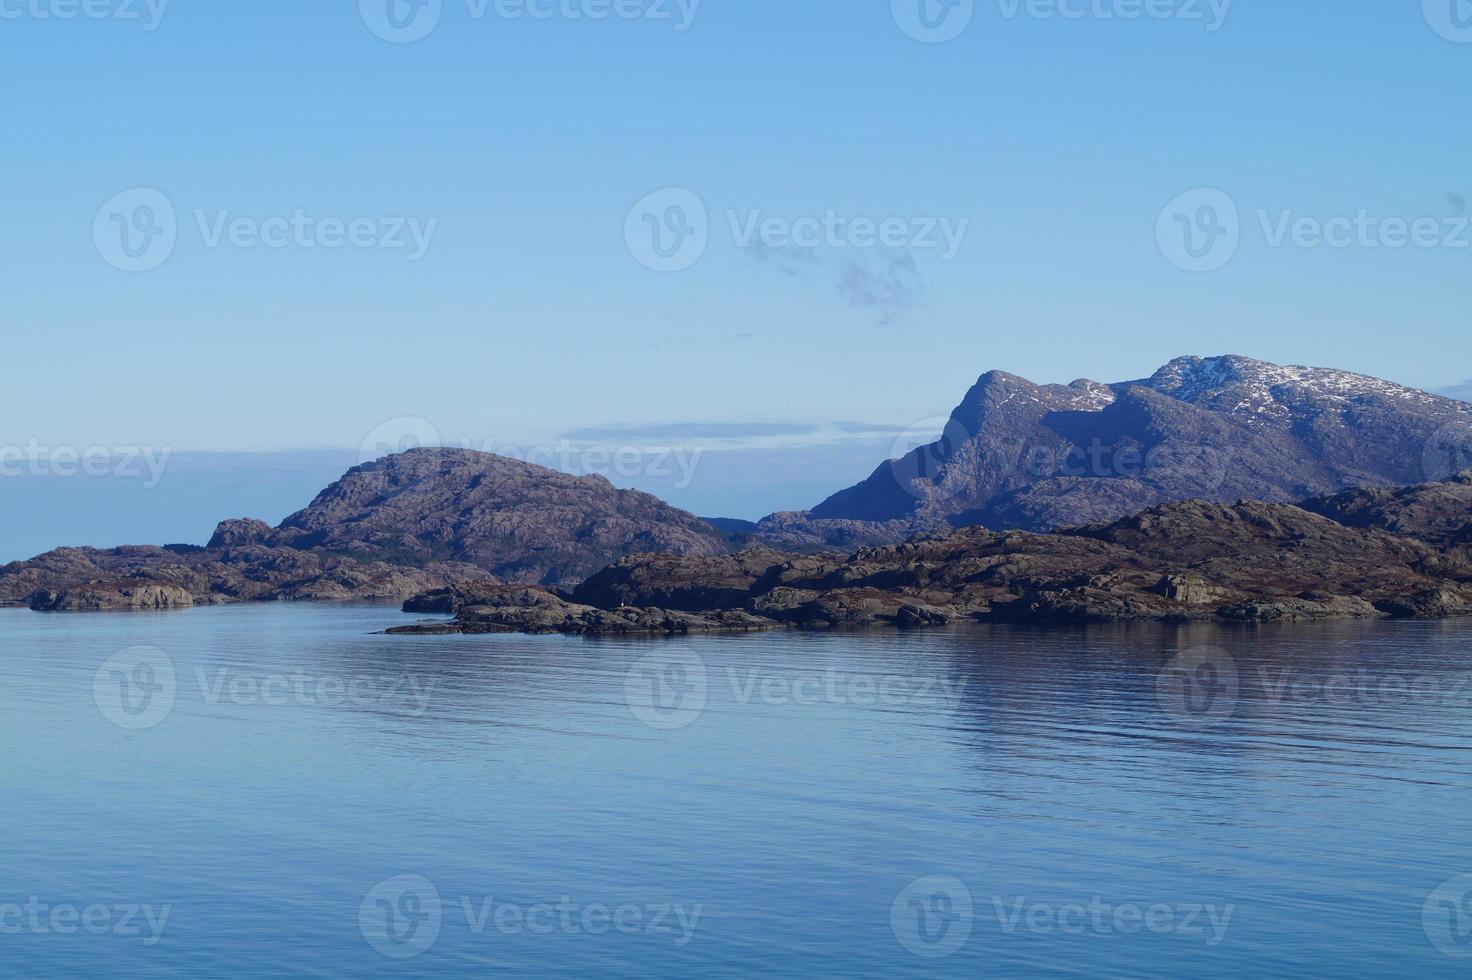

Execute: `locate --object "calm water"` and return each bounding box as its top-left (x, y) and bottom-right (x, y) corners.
top-left (2, 603), bottom-right (1471, 977)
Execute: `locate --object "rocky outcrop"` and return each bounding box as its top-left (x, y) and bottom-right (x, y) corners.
top-left (393, 476), bottom-right (1472, 635)
top-left (1298, 472), bottom-right (1472, 546)
top-left (29, 584), bottom-right (195, 612)
top-left (760, 356), bottom-right (1472, 542)
top-left (0, 541), bottom-right (486, 611)
top-left (269, 448), bottom-right (729, 585)
top-left (0, 448), bottom-right (735, 610)
top-left (383, 583), bottom-right (782, 636)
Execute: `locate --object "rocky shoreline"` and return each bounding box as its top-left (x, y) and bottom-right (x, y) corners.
top-left (383, 475), bottom-right (1472, 636)
top-left (8, 449), bottom-right (1472, 636)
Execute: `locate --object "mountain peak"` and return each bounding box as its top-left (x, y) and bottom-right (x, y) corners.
top-left (1144, 355), bottom-right (1441, 411)
top-left (796, 354), bottom-right (1470, 539)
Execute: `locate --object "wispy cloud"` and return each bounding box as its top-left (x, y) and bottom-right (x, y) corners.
top-left (564, 422), bottom-right (822, 441)
top-left (745, 243), bottom-right (926, 325)
top-left (561, 420), bottom-right (911, 451)
top-left (835, 251), bottom-right (924, 325)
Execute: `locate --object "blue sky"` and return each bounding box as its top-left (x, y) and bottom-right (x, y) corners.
top-left (2, 1), bottom-right (1471, 551)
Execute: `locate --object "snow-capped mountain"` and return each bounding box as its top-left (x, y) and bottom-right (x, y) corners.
top-left (767, 355), bottom-right (1472, 539)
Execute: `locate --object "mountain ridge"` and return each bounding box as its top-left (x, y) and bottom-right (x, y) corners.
top-left (763, 354), bottom-right (1471, 544)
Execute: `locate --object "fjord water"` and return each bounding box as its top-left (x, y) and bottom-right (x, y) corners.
top-left (2, 605), bottom-right (1470, 978)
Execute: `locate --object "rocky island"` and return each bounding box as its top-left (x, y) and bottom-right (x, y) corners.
top-left (0, 449), bottom-right (731, 610)
top-left (384, 474), bottom-right (1472, 635)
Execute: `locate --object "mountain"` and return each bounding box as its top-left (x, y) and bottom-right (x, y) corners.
top-left (229, 448), bottom-right (730, 584)
top-left (763, 355), bottom-right (1472, 542)
top-left (388, 473), bottom-right (1472, 635)
top-left (0, 448), bottom-right (732, 609)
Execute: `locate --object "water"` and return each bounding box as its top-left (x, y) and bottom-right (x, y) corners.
top-left (2, 603), bottom-right (1471, 977)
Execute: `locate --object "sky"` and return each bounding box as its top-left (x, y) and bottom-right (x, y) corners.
top-left (2, 0), bottom-right (1471, 554)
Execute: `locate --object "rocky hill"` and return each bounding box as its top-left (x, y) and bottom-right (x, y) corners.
top-left (0, 448), bottom-right (732, 609)
top-left (390, 474), bottom-right (1472, 636)
top-left (758, 356), bottom-right (1472, 544)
